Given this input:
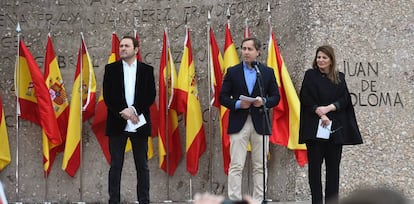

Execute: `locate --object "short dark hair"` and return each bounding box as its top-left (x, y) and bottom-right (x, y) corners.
top-left (241, 37), bottom-right (261, 51)
top-left (122, 36), bottom-right (139, 48)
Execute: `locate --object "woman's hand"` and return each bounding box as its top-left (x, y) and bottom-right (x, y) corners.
top-left (315, 104), bottom-right (336, 117)
top-left (320, 115), bottom-right (331, 128)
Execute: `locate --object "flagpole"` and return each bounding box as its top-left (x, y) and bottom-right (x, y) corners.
top-left (77, 32), bottom-right (85, 204)
top-left (267, 4), bottom-right (272, 202)
top-left (188, 178), bottom-right (192, 203)
top-left (163, 26), bottom-right (172, 203)
top-left (263, 4), bottom-right (273, 202)
top-left (113, 18), bottom-right (117, 33)
top-left (244, 18), bottom-right (249, 38)
top-left (206, 10), bottom-right (214, 193)
top-left (267, 2), bottom-right (272, 40)
top-left (133, 18), bottom-right (138, 41)
top-left (183, 15), bottom-right (194, 203)
top-left (14, 22), bottom-right (22, 204)
top-left (43, 22), bottom-right (53, 204)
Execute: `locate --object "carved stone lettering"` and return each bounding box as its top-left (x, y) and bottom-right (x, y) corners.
top-left (344, 61), bottom-right (404, 107)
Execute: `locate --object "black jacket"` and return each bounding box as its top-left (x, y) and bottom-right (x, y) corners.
top-left (103, 60), bottom-right (156, 137)
top-left (299, 68), bottom-right (362, 145)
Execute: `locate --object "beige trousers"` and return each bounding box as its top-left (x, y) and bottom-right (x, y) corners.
top-left (227, 115), bottom-right (269, 202)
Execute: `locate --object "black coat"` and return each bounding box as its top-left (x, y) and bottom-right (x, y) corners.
top-left (103, 60), bottom-right (156, 137)
top-left (219, 62), bottom-right (280, 135)
top-left (299, 68), bottom-right (362, 145)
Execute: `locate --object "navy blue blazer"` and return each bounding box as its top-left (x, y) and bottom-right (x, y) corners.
top-left (219, 62), bottom-right (280, 135)
top-left (103, 60), bottom-right (156, 137)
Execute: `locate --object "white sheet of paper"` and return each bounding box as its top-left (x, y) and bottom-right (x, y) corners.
top-left (127, 114), bottom-right (147, 129)
top-left (316, 119), bottom-right (332, 139)
top-left (239, 95), bottom-right (258, 102)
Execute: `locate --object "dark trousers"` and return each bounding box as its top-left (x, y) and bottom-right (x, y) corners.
top-left (306, 140), bottom-right (343, 204)
top-left (108, 132), bottom-right (149, 204)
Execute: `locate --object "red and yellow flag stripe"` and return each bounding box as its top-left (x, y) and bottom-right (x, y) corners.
top-left (0, 94), bottom-right (11, 171)
top-left (158, 29), bottom-right (182, 176)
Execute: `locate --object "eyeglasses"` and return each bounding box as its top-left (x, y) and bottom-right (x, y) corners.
top-left (321, 124), bottom-right (343, 134)
top-left (330, 126), bottom-right (343, 134)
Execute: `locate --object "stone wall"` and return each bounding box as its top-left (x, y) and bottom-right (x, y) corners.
top-left (0, 0), bottom-right (413, 203)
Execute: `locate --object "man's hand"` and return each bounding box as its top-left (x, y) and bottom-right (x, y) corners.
top-left (119, 107), bottom-right (139, 124)
top-left (240, 100), bottom-right (252, 109)
top-left (129, 114), bottom-right (139, 124)
top-left (252, 97), bottom-right (264, 107)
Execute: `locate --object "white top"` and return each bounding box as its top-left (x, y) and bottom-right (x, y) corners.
top-left (122, 59), bottom-right (137, 132)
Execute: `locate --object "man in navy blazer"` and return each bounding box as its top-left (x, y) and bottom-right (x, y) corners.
top-left (103, 36), bottom-right (155, 204)
top-left (219, 37), bottom-right (280, 202)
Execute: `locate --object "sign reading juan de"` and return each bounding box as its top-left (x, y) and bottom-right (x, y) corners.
top-left (343, 61), bottom-right (403, 108)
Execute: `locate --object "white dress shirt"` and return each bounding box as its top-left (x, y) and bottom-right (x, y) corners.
top-left (122, 60), bottom-right (137, 132)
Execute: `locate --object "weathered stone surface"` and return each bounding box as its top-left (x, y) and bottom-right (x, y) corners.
top-left (0, 0), bottom-right (413, 203)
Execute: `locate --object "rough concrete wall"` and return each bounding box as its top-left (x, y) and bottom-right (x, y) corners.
top-left (0, 0), bottom-right (413, 203)
top-left (299, 0), bottom-right (414, 200)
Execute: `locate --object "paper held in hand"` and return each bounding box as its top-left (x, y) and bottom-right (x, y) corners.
top-left (239, 95), bottom-right (258, 102)
top-left (316, 119), bottom-right (332, 139)
top-left (127, 114), bottom-right (147, 129)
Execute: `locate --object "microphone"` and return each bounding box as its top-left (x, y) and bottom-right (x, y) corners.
top-left (251, 61), bottom-right (260, 75)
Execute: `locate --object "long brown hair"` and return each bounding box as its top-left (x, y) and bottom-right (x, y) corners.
top-left (312, 45), bottom-right (340, 84)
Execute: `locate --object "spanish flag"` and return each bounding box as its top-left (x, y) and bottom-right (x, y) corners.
top-left (92, 33), bottom-right (121, 164)
top-left (15, 39), bottom-right (62, 145)
top-left (209, 26), bottom-right (224, 110)
top-left (0, 94), bottom-right (11, 171)
top-left (92, 91), bottom-right (111, 163)
top-left (43, 34), bottom-right (70, 175)
top-left (62, 34), bottom-right (97, 176)
top-left (220, 22), bottom-right (240, 174)
top-left (158, 28), bottom-right (182, 176)
top-left (108, 32), bottom-right (121, 63)
top-left (175, 27), bottom-right (206, 175)
top-left (267, 26), bottom-right (307, 166)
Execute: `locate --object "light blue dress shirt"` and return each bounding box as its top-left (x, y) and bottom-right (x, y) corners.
top-left (235, 62), bottom-right (257, 109)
